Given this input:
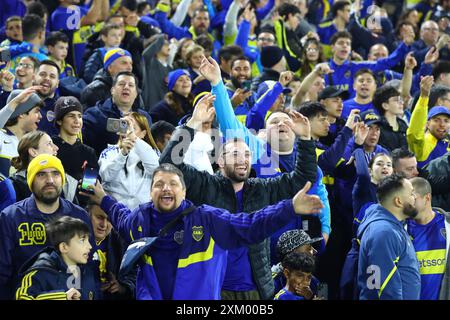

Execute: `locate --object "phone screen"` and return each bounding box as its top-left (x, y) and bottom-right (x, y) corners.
top-left (81, 168), bottom-right (98, 193)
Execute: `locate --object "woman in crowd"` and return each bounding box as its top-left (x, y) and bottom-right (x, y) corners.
top-left (99, 112), bottom-right (160, 210)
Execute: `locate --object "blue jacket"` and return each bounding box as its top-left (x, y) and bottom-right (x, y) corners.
top-left (82, 98), bottom-right (152, 156)
top-left (357, 204), bottom-right (421, 300)
top-left (38, 95), bottom-right (59, 137)
top-left (100, 196), bottom-right (299, 300)
top-left (0, 195), bottom-right (92, 299)
top-left (15, 247), bottom-right (100, 300)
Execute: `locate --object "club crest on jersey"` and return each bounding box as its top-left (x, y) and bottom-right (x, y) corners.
top-left (192, 226), bottom-right (204, 242)
top-left (344, 70), bottom-right (351, 79)
top-left (174, 230), bottom-right (184, 245)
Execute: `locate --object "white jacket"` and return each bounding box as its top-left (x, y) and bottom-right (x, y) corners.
top-left (99, 138), bottom-right (159, 210)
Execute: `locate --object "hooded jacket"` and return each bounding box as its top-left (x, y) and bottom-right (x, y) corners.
top-left (357, 204), bottom-right (421, 300)
top-left (15, 247), bottom-right (99, 300)
top-left (0, 195), bottom-right (92, 299)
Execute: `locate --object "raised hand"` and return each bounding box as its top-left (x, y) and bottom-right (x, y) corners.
top-left (286, 111), bottom-right (311, 140)
top-left (198, 55), bottom-right (222, 86)
top-left (424, 46), bottom-right (439, 65)
top-left (6, 85), bottom-right (43, 110)
top-left (187, 93), bottom-right (216, 131)
top-left (404, 52), bottom-right (417, 70)
top-left (279, 71), bottom-right (294, 87)
top-left (354, 122), bottom-right (370, 145)
top-left (345, 109), bottom-right (361, 130)
top-left (420, 75), bottom-right (434, 97)
top-left (231, 88), bottom-right (252, 107)
top-left (0, 64), bottom-right (14, 91)
top-left (79, 179), bottom-right (107, 205)
top-left (314, 62), bottom-right (334, 76)
top-left (292, 182), bottom-right (324, 215)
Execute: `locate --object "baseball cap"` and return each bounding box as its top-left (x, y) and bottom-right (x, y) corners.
top-left (427, 106), bottom-right (450, 121)
top-left (6, 90), bottom-right (42, 120)
top-left (318, 86), bottom-right (350, 101)
top-left (277, 229), bottom-right (323, 258)
top-left (360, 109), bottom-right (382, 126)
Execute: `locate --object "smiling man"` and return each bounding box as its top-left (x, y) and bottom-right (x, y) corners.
top-left (0, 154), bottom-right (93, 299)
top-left (82, 71), bottom-right (152, 156)
top-left (33, 60), bottom-right (61, 136)
top-left (84, 163), bottom-right (324, 300)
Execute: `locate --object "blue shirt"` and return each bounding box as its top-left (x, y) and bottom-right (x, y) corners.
top-left (222, 189), bottom-right (256, 292)
top-left (149, 208), bottom-right (183, 300)
top-left (407, 212), bottom-right (446, 300)
top-left (342, 99), bottom-right (375, 119)
top-left (51, 6), bottom-right (88, 31)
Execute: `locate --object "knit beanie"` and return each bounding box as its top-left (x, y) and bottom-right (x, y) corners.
top-left (168, 69), bottom-right (190, 91)
top-left (53, 96), bottom-right (83, 123)
top-left (27, 154), bottom-right (65, 190)
top-left (260, 46), bottom-right (284, 68)
top-left (103, 48), bottom-right (132, 71)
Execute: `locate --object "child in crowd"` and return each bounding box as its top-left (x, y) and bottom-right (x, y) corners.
top-left (45, 31), bottom-right (75, 79)
top-left (15, 216), bottom-right (99, 300)
top-left (274, 252), bottom-right (317, 300)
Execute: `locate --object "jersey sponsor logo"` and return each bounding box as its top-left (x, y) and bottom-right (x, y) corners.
top-left (192, 226), bottom-right (204, 242)
top-left (18, 222), bottom-right (46, 246)
top-left (416, 249), bottom-right (446, 275)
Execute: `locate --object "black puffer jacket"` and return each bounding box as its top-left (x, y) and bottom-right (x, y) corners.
top-left (423, 152), bottom-right (450, 211)
top-left (378, 116), bottom-right (408, 152)
top-left (160, 125), bottom-right (317, 300)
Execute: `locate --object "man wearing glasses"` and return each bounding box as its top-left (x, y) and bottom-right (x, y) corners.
top-left (14, 56), bottom-right (39, 89)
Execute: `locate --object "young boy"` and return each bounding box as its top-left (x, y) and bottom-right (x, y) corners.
top-left (45, 31), bottom-right (76, 79)
top-left (14, 56), bottom-right (39, 89)
top-left (15, 216), bottom-right (98, 300)
top-left (82, 23), bottom-right (123, 83)
top-left (274, 251), bottom-right (317, 300)
top-left (52, 96), bottom-right (97, 182)
top-left (1, 16), bottom-right (23, 47)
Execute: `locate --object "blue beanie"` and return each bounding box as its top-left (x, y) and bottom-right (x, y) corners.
top-left (103, 48), bottom-right (132, 71)
top-left (168, 69), bottom-right (190, 91)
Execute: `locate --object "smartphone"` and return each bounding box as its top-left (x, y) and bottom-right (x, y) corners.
top-left (106, 118), bottom-right (128, 134)
top-left (241, 80), bottom-right (252, 91)
top-left (0, 48), bottom-right (10, 63)
top-left (80, 167), bottom-right (98, 194)
top-left (353, 115), bottom-right (361, 123)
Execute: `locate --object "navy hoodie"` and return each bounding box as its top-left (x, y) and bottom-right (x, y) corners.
top-left (357, 204), bottom-right (421, 300)
top-left (16, 247), bottom-right (99, 300)
top-left (0, 195), bottom-right (92, 299)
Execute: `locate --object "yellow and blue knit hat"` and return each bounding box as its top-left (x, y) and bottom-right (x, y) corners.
top-left (27, 154), bottom-right (66, 190)
top-left (103, 48), bottom-right (132, 70)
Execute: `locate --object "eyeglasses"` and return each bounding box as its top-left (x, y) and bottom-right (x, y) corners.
top-left (257, 37), bottom-right (275, 43)
top-left (389, 97), bottom-right (404, 103)
top-left (17, 63), bottom-right (34, 69)
top-left (306, 47), bottom-right (318, 52)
